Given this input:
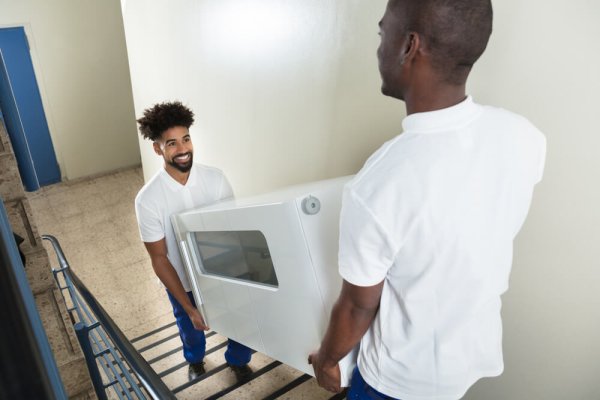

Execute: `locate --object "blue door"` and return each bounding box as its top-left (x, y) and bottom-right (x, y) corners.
top-left (0, 27), bottom-right (60, 191)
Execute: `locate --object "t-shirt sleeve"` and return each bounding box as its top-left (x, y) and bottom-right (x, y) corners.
top-left (135, 200), bottom-right (165, 243)
top-left (535, 134), bottom-right (547, 184)
top-left (338, 187), bottom-right (396, 287)
top-left (220, 174), bottom-right (235, 200)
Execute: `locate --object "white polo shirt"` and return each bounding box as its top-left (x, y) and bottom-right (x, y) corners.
top-left (339, 97), bottom-right (546, 400)
top-left (135, 163), bottom-right (233, 292)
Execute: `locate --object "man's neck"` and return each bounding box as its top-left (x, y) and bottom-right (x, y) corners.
top-left (164, 164), bottom-right (191, 185)
top-left (404, 82), bottom-right (467, 115)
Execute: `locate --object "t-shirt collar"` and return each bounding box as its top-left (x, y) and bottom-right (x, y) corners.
top-left (160, 164), bottom-right (197, 191)
top-left (401, 96), bottom-right (481, 133)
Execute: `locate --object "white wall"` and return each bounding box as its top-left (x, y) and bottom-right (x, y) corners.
top-left (0, 0), bottom-right (140, 180)
top-left (123, 0), bottom-right (400, 189)
top-left (123, 0), bottom-right (600, 398)
top-left (464, 1), bottom-right (600, 399)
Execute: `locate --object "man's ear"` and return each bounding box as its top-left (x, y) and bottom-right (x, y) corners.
top-left (399, 31), bottom-right (420, 65)
top-left (153, 141), bottom-right (163, 156)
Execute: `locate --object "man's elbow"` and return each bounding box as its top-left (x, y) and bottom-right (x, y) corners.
top-left (340, 280), bottom-right (384, 317)
top-left (347, 299), bottom-right (379, 321)
top-left (149, 255), bottom-right (169, 271)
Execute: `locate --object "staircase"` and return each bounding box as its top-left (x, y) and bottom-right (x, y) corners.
top-left (46, 234), bottom-right (346, 400)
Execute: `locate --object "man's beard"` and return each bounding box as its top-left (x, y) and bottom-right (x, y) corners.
top-left (168, 152), bottom-right (193, 173)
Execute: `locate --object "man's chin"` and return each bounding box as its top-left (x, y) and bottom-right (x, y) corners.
top-left (178, 163), bottom-right (193, 173)
top-left (170, 161), bottom-right (193, 173)
top-left (381, 85), bottom-right (403, 100)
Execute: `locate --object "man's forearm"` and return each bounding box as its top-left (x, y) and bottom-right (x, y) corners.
top-left (309, 280), bottom-right (384, 392)
top-left (318, 288), bottom-right (380, 365)
top-left (142, 239), bottom-right (207, 330)
top-left (151, 256), bottom-right (194, 312)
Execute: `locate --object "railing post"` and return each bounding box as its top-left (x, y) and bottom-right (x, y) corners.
top-left (74, 322), bottom-right (108, 400)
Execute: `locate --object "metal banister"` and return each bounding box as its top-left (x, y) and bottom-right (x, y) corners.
top-left (42, 234), bottom-right (176, 400)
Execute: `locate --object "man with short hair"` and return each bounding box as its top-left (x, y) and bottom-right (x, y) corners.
top-left (309, 1), bottom-right (546, 399)
top-left (134, 101), bottom-right (253, 382)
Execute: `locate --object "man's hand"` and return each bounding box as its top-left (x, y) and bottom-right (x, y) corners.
top-left (308, 350), bottom-right (342, 393)
top-left (187, 307), bottom-right (209, 331)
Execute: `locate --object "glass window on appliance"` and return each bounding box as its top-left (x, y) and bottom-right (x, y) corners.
top-left (192, 230), bottom-right (278, 288)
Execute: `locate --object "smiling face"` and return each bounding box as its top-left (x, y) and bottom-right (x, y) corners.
top-left (153, 126), bottom-right (194, 174)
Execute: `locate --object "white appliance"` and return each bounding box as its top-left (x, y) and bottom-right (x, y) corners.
top-left (171, 176), bottom-right (357, 385)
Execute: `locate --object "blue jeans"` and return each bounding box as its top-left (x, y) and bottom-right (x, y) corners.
top-left (167, 291), bottom-right (252, 366)
top-left (348, 366), bottom-right (401, 400)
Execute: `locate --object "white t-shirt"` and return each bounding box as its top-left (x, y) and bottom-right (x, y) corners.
top-left (135, 163), bottom-right (233, 292)
top-left (339, 97), bottom-right (546, 400)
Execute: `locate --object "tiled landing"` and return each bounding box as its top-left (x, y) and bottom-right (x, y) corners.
top-left (28, 167), bottom-right (172, 335)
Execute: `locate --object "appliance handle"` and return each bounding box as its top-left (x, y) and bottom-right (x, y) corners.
top-left (179, 240), bottom-right (209, 326)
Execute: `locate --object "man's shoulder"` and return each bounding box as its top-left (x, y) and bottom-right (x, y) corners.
top-left (480, 103), bottom-right (542, 132)
top-left (347, 139), bottom-right (421, 210)
top-left (135, 169), bottom-right (165, 206)
top-left (353, 134), bottom-right (415, 181)
top-left (477, 104), bottom-right (546, 151)
top-left (191, 163), bottom-right (227, 182)
top-left (193, 163), bottom-right (225, 175)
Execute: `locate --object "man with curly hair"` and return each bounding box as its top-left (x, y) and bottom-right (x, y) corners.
top-left (134, 101), bottom-right (253, 382)
top-left (309, 0), bottom-right (545, 399)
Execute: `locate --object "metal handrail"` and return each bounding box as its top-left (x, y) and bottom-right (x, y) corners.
top-left (58, 265), bottom-right (144, 400)
top-left (42, 235), bottom-right (176, 400)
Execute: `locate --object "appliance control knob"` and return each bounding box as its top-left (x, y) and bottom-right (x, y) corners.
top-left (302, 196), bottom-right (321, 215)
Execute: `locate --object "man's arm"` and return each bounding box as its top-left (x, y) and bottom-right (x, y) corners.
top-left (144, 239), bottom-right (208, 331)
top-left (308, 279), bottom-right (384, 393)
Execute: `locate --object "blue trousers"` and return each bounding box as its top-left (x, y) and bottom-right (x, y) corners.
top-left (167, 291), bottom-right (252, 366)
top-left (348, 366), bottom-right (401, 400)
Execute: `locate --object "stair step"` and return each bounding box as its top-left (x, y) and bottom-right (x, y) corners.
top-left (130, 321), bottom-right (343, 399)
top-left (130, 321), bottom-right (177, 344)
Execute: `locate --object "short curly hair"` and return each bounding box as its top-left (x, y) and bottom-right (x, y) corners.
top-left (137, 101), bottom-right (195, 141)
top-left (391, 0), bottom-right (493, 85)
